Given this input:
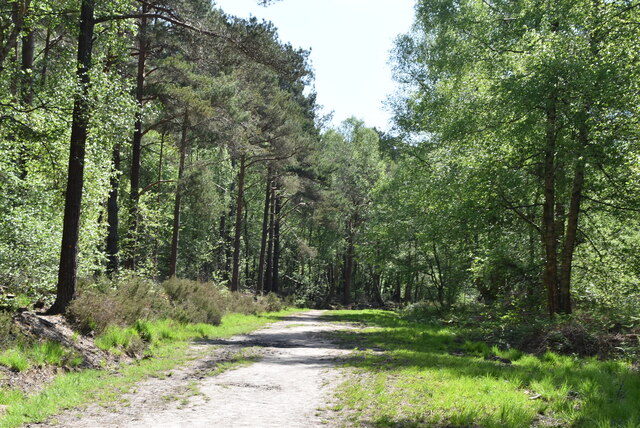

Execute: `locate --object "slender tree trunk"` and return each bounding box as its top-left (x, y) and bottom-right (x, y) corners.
top-left (272, 188), bottom-right (282, 294)
top-left (343, 231), bottom-right (354, 305)
top-left (41, 28), bottom-right (51, 85)
top-left (168, 111), bottom-right (189, 277)
top-left (542, 91), bottom-right (559, 317)
top-left (371, 267), bottom-right (384, 306)
top-left (47, 0), bottom-right (94, 315)
top-left (20, 28), bottom-right (34, 104)
top-left (221, 158), bottom-right (237, 282)
top-left (126, 6), bottom-right (148, 270)
top-left (230, 155), bottom-right (246, 292)
top-left (558, 116), bottom-right (587, 314)
top-left (243, 198), bottom-right (250, 285)
top-left (264, 185), bottom-right (276, 294)
top-left (256, 174), bottom-right (272, 294)
top-left (152, 133), bottom-right (164, 268)
top-left (106, 145), bottom-right (120, 274)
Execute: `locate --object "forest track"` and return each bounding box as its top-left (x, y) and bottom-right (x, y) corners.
top-left (34, 310), bottom-right (351, 427)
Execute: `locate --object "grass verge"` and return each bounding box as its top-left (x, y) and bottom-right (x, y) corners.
top-left (325, 310), bottom-right (640, 428)
top-left (0, 308), bottom-right (300, 428)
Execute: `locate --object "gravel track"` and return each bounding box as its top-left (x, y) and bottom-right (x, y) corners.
top-left (38, 310), bottom-right (350, 428)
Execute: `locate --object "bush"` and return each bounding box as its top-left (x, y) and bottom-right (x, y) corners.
top-left (161, 278), bottom-right (224, 325)
top-left (259, 293), bottom-right (284, 313)
top-left (68, 277), bottom-right (172, 333)
top-left (67, 276), bottom-right (287, 338)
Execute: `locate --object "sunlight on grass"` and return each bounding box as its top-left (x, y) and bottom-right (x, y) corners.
top-left (326, 310), bottom-right (640, 428)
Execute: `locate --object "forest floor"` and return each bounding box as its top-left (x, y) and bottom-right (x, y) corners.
top-left (27, 310), bottom-right (352, 427)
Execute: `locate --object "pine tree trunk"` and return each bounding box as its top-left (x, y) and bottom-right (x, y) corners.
top-left (126, 6), bottom-right (148, 270)
top-left (47, 0), bottom-right (94, 315)
top-left (272, 189), bottom-right (282, 294)
top-left (265, 185), bottom-right (276, 294)
top-left (230, 155), bottom-right (246, 292)
top-left (106, 145), bottom-right (120, 274)
top-left (256, 174), bottom-right (272, 294)
top-left (168, 111), bottom-right (189, 277)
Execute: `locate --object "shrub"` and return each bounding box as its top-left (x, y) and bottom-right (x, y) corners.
top-left (68, 277), bottom-right (287, 339)
top-left (161, 278), bottom-right (224, 325)
top-left (68, 277), bottom-right (173, 333)
top-left (259, 293), bottom-right (284, 313)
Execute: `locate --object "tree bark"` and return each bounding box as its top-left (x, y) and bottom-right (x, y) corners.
top-left (230, 154), bottom-right (246, 292)
top-left (126, 5), bottom-right (148, 270)
top-left (106, 145), bottom-right (120, 274)
top-left (20, 28), bottom-right (34, 104)
top-left (256, 173), bottom-right (272, 294)
top-left (272, 188), bottom-right (282, 294)
top-left (264, 185), bottom-right (276, 294)
top-left (168, 111), bottom-right (189, 277)
top-left (558, 116), bottom-right (587, 314)
top-left (47, 0), bottom-right (95, 315)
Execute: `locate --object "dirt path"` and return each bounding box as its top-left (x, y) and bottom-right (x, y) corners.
top-left (39, 310), bottom-right (351, 427)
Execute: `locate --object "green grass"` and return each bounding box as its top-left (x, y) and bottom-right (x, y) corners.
top-left (0, 341), bottom-right (82, 372)
top-left (325, 310), bottom-right (640, 428)
top-left (0, 350), bottom-right (29, 372)
top-left (0, 308), bottom-right (300, 428)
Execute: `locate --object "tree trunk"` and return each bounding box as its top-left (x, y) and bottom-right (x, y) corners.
top-left (371, 268), bottom-right (384, 306)
top-left (272, 189), bottom-right (282, 294)
top-left (0, 0), bottom-right (28, 71)
top-left (558, 118), bottom-right (587, 314)
top-left (168, 111), bottom-right (189, 277)
top-left (264, 185), bottom-right (276, 294)
top-left (542, 92), bottom-right (559, 317)
top-left (256, 174), bottom-right (272, 294)
top-left (20, 28), bottom-right (34, 104)
top-left (47, 0), bottom-right (95, 315)
top-left (106, 145), bottom-right (120, 274)
top-left (40, 28), bottom-right (51, 85)
top-left (230, 155), bottom-right (246, 292)
top-left (343, 232), bottom-right (354, 305)
top-left (126, 6), bottom-right (148, 270)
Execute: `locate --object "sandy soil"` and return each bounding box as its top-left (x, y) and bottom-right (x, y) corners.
top-left (36, 310), bottom-right (351, 428)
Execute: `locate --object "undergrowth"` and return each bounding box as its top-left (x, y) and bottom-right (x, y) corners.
top-left (68, 276), bottom-right (284, 334)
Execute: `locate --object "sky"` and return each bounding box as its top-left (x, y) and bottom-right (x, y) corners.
top-left (213, 0), bottom-right (416, 131)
